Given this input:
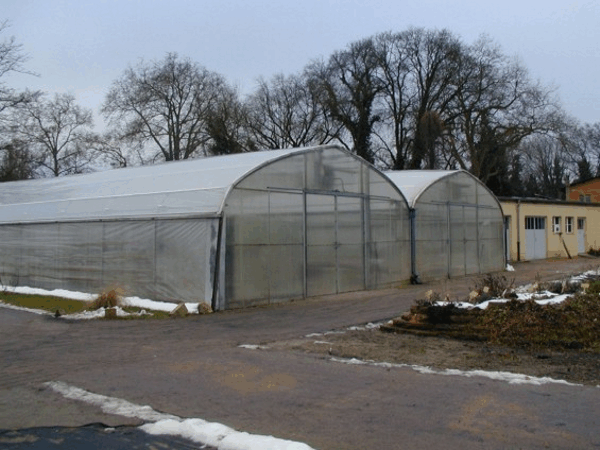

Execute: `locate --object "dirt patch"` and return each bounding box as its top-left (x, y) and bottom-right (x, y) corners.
top-left (273, 328), bottom-right (600, 386)
top-left (269, 270), bottom-right (600, 387)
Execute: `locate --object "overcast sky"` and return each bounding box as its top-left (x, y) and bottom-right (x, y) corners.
top-left (3, 0), bottom-right (599, 131)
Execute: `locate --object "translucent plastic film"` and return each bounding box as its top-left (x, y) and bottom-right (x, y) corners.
top-left (0, 218), bottom-right (218, 305)
top-left (222, 147), bottom-right (411, 308)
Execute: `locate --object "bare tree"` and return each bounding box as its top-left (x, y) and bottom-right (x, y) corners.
top-left (370, 31), bottom-right (412, 169)
top-left (13, 93), bottom-right (96, 177)
top-left (102, 53), bottom-right (229, 162)
top-left (306, 38), bottom-right (383, 164)
top-left (450, 37), bottom-right (564, 185)
top-left (400, 28), bottom-right (465, 169)
top-left (364, 29), bottom-right (468, 169)
top-left (245, 73), bottom-right (340, 150)
top-left (0, 139), bottom-right (35, 181)
top-left (205, 83), bottom-right (252, 155)
top-left (570, 122), bottom-right (600, 177)
top-left (520, 135), bottom-right (572, 199)
top-left (0, 21), bottom-right (41, 180)
top-left (0, 21), bottom-right (39, 116)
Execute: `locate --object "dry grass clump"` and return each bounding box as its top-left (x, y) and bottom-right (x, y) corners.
top-left (89, 290), bottom-right (120, 310)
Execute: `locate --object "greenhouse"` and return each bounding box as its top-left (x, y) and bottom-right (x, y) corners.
top-left (0, 145), bottom-right (411, 310)
top-left (385, 170), bottom-right (505, 282)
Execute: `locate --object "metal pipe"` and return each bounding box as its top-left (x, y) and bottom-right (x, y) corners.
top-left (516, 199), bottom-right (521, 261)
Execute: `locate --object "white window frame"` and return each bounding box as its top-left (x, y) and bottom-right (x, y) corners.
top-left (566, 217), bottom-right (574, 233)
top-left (552, 216), bottom-right (561, 234)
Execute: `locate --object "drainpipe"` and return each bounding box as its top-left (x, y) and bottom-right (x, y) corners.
top-left (516, 199), bottom-right (521, 261)
top-left (409, 208), bottom-right (421, 284)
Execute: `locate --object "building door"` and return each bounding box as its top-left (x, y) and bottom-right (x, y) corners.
top-left (525, 216), bottom-right (546, 260)
top-left (305, 193), bottom-right (365, 297)
top-left (578, 218), bottom-right (586, 254)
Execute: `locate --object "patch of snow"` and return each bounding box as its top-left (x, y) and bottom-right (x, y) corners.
top-left (1, 285), bottom-right (96, 301)
top-left (64, 306), bottom-right (151, 320)
top-left (120, 296), bottom-right (199, 314)
top-left (142, 419), bottom-right (314, 450)
top-left (571, 269), bottom-right (600, 282)
top-left (347, 321), bottom-right (385, 331)
top-left (534, 294), bottom-right (573, 305)
top-left (238, 344), bottom-right (269, 350)
top-left (304, 332), bottom-right (323, 338)
top-left (45, 381), bottom-right (315, 450)
top-left (0, 284), bottom-right (201, 316)
top-left (330, 357), bottom-right (583, 387)
top-left (313, 341), bottom-right (333, 345)
top-left (436, 289), bottom-right (575, 310)
top-left (306, 322), bottom-right (386, 338)
top-left (506, 264), bottom-right (515, 272)
top-left (0, 302), bottom-right (53, 316)
top-left (44, 381), bottom-right (177, 422)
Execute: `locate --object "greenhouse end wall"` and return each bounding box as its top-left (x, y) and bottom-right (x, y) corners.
top-left (219, 147), bottom-right (411, 310)
top-left (0, 218), bottom-right (219, 305)
top-left (413, 173), bottom-right (505, 281)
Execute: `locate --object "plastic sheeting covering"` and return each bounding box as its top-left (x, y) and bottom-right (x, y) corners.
top-left (386, 170), bottom-right (504, 281)
top-left (220, 147), bottom-right (411, 309)
top-left (0, 147), bottom-right (323, 223)
top-left (0, 218), bottom-right (219, 304)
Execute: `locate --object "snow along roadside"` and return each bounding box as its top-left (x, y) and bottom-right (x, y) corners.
top-left (44, 381), bottom-right (315, 450)
top-left (239, 344), bottom-right (588, 388)
top-left (330, 357), bottom-right (586, 387)
top-left (0, 285), bottom-right (201, 315)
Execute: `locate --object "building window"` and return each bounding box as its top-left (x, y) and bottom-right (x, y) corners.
top-left (552, 216), bottom-right (561, 233)
top-left (579, 194), bottom-right (591, 203)
top-left (578, 218), bottom-right (586, 230)
top-left (525, 216), bottom-right (546, 230)
top-left (566, 217), bottom-right (573, 233)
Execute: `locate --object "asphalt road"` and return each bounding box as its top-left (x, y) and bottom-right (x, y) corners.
top-left (1, 257), bottom-right (599, 449)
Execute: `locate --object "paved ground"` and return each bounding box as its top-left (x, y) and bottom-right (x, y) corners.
top-left (0, 425), bottom-right (203, 449)
top-left (1, 257), bottom-right (600, 449)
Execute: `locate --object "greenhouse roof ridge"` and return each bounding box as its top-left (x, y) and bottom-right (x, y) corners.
top-left (384, 170), bottom-right (462, 206)
top-left (0, 145), bottom-right (345, 223)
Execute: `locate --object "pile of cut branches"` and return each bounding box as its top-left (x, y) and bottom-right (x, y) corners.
top-left (383, 279), bottom-right (600, 351)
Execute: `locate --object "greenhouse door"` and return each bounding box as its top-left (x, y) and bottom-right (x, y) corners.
top-left (306, 194), bottom-right (365, 297)
top-left (448, 205), bottom-right (479, 277)
top-left (525, 216), bottom-right (546, 260)
top-left (448, 205), bottom-right (466, 277)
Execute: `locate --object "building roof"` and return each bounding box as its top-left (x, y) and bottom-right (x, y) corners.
top-left (566, 176), bottom-right (600, 188)
top-left (0, 146), bottom-right (337, 223)
top-left (498, 196), bottom-right (600, 207)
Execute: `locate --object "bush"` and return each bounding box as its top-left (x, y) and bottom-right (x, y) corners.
top-left (588, 247), bottom-right (600, 257)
